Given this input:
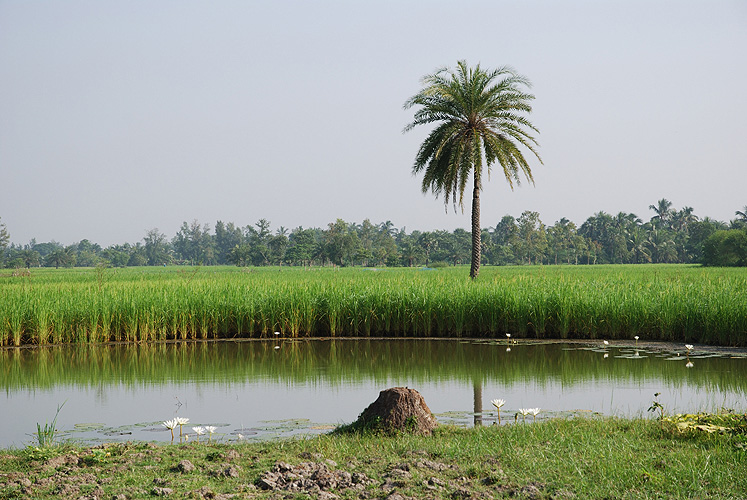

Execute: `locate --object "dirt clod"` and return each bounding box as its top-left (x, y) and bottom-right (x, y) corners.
top-left (177, 459), bottom-right (196, 473)
top-left (44, 454), bottom-right (80, 469)
top-left (151, 485), bottom-right (174, 496)
top-left (258, 461), bottom-right (374, 495)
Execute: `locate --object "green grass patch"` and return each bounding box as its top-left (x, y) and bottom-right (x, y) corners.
top-left (1, 416), bottom-right (745, 499)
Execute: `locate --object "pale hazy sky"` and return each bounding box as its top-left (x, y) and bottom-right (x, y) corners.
top-left (2, 1), bottom-right (746, 247)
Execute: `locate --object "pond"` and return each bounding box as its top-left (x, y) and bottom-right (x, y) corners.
top-left (1, 339), bottom-right (745, 448)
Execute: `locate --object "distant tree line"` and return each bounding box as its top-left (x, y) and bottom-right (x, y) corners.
top-left (1, 200), bottom-right (746, 269)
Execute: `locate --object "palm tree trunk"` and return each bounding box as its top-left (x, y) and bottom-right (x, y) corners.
top-left (470, 183), bottom-right (481, 279)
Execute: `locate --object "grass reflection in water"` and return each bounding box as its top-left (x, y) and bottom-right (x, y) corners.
top-left (2, 339), bottom-right (746, 392)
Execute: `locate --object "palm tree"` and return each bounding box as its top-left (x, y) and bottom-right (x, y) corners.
top-left (628, 227), bottom-right (652, 264)
top-left (672, 206), bottom-right (698, 233)
top-left (649, 198), bottom-right (673, 229)
top-left (404, 61), bottom-right (542, 278)
top-left (0, 217), bottom-right (9, 251)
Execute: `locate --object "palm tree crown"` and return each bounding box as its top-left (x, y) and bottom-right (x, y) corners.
top-left (404, 61), bottom-right (541, 278)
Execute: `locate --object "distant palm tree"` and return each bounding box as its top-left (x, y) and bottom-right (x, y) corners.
top-left (672, 206), bottom-right (698, 232)
top-left (649, 198), bottom-right (674, 228)
top-left (734, 206), bottom-right (747, 229)
top-left (628, 227), bottom-right (652, 264)
top-left (404, 61), bottom-right (542, 278)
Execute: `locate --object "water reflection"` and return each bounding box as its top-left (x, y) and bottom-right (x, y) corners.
top-left (0, 339), bottom-right (745, 447)
top-left (473, 380), bottom-right (482, 426)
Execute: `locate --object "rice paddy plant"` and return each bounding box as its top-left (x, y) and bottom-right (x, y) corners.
top-left (196, 296), bottom-right (211, 340)
top-left (8, 303), bottom-right (24, 347)
top-left (124, 306), bottom-right (139, 342)
top-left (412, 283), bottom-right (434, 336)
top-left (1, 265), bottom-right (746, 346)
top-left (30, 295), bottom-right (53, 345)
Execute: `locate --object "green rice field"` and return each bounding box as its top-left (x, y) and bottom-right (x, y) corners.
top-left (1, 264), bottom-right (746, 346)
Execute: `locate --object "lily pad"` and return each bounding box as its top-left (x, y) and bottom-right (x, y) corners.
top-left (102, 430), bottom-right (133, 436)
top-left (258, 419), bottom-right (312, 432)
top-left (72, 423), bottom-right (106, 432)
top-left (232, 427), bottom-right (260, 433)
top-left (133, 421), bottom-right (164, 428)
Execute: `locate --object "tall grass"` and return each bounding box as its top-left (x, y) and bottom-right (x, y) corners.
top-left (1, 265), bottom-right (745, 346)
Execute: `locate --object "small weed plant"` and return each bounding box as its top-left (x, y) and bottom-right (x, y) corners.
top-left (648, 392), bottom-right (665, 420)
top-left (33, 402), bottom-right (65, 448)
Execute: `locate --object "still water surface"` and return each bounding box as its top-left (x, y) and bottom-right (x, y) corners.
top-left (2, 339), bottom-right (745, 448)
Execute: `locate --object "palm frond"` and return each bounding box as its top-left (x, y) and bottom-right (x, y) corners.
top-left (405, 60), bottom-right (540, 209)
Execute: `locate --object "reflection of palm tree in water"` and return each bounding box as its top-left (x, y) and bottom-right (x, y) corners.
top-left (473, 380), bottom-right (482, 426)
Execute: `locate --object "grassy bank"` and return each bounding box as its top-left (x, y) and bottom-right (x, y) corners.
top-left (2, 416), bottom-right (745, 499)
top-left (2, 265), bottom-right (746, 346)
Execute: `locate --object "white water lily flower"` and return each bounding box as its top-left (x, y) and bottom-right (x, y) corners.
top-left (685, 344), bottom-right (694, 351)
top-left (163, 419), bottom-right (177, 440)
top-left (491, 399), bottom-right (506, 409)
top-left (193, 426), bottom-right (205, 436)
top-left (205, 425), bottom-right (217, 441)
top-left (491, 399), bottom-right (506, 424)
top-left (506, 334), bottom-right (511, 339)
top-left (518, 408), bottom-right (531, 422)
top-left (529, 408), bottom-right (540, 422)
top-left (174, 417), bottom-right (189, 436)
top-left (603, 340), bottom-right (609, 346)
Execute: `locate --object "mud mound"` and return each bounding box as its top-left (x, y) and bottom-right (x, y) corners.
top-left (349, 387), bottom-right (438, 435)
